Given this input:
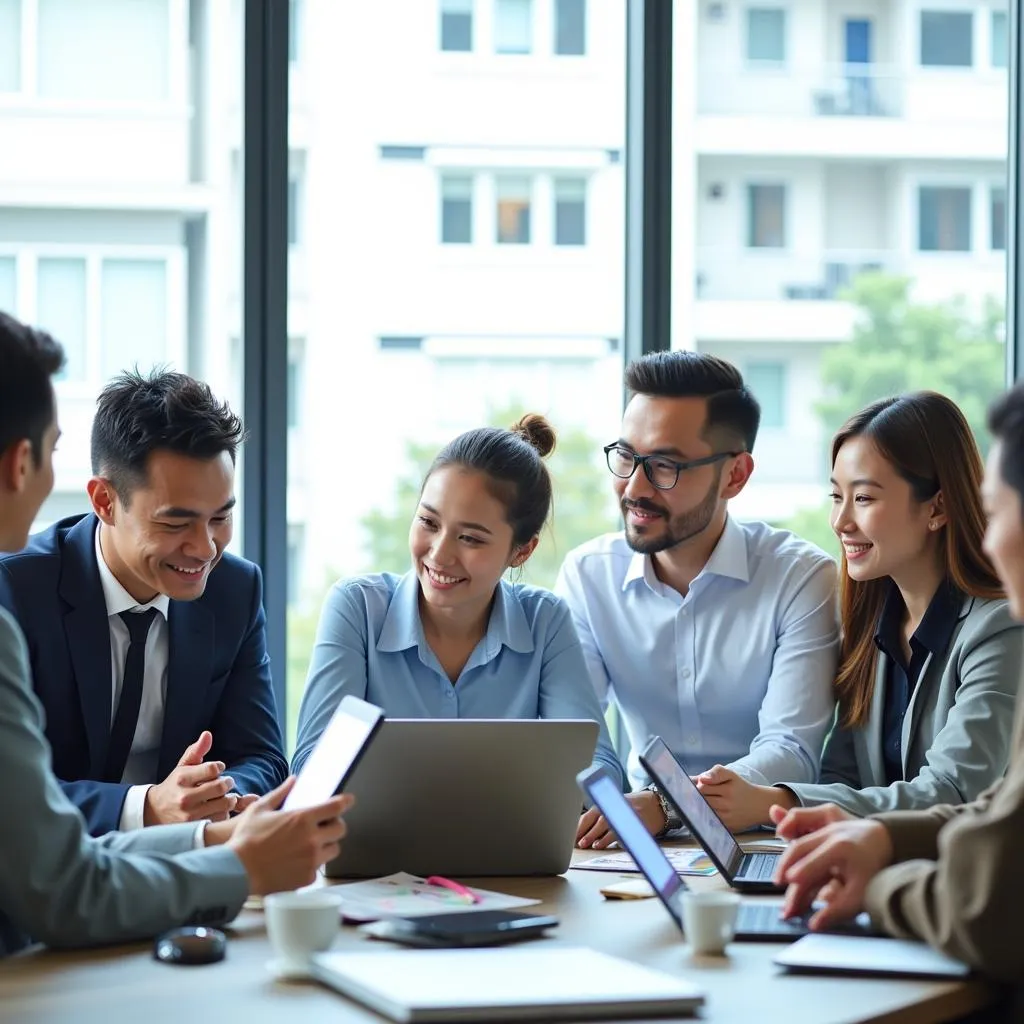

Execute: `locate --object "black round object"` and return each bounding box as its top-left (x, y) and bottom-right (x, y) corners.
top-left (153, 926), bottom-right (227, 965)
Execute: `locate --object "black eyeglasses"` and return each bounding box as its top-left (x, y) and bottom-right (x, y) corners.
top-left (603, 444), bottom-right (742, 491)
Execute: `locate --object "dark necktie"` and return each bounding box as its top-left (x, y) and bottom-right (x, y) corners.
top-left (103, 608), bottom-right (159, 784)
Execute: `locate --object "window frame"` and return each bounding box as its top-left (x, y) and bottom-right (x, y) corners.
top-left (0, 245), bottom-right (185, 398)
top-left (8, 0), bottom-right (188, 109)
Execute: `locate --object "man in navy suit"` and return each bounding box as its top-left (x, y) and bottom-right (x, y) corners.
top-left (0, 369), bottom-right (288, 836)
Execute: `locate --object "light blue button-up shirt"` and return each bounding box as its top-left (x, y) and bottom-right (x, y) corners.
top-left (555, 518), bottom-right (839, 790)
top-left (293, 571), bottom-right (625, 789)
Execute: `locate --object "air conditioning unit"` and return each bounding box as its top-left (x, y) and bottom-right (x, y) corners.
top-left (706, 2), bottom-right (727, 22)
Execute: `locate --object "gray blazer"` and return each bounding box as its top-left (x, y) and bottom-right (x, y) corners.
top-left (785, 596), bottom-right (1023, 817)
top-left (0, 606), bottom-right (249, 958)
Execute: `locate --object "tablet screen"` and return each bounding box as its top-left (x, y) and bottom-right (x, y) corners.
top-left (283, 696), bottom-right (384, 811)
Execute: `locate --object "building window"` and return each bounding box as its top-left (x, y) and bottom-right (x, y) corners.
top-left (0, 0), bottom-right (20, 93)
top-left (0, 257), bottom-right (15, 313)
top-left (495, 0), bottom-right (532, 54)
top-left (289, 0), bottom-right (301, 63)
top-left (496, 177), bottom-right (531, 244)
top-left (991, 11), bottom-right (1008, 69)
top-left (745, 362), bottom-right (786, 429)
top-left (554, 0), bottom-right (585, 55)
top-left (100, 259), bottom-right (168, 381)
top-left (991, 186), bottom-right (1007, 251)
top-left (37, 258), bottom-right (88, 383)
top-left (918, 186), bottom-right (972, 251)
top-left (37, 0), bottom-right (170, 102)
top-left (441, 175), bottom-right (473, 244)
top-left (919, 10), bottom-right (973, 67)
top-left (554, 178), bottom-right (587, 246)
top-left (441, 0), bottom-right (473, 51)
top-left (747, 184), bottom-right (786, 248)
top-left (745, 7), bottom-right (786, 64)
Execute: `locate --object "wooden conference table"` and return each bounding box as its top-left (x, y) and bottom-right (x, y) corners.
top-left (0, 843), bottom-right (997, 1024)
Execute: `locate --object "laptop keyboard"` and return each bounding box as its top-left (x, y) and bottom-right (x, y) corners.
top-left (736, 903), bottom-right (807, 936)
top-left (737, 852), bottom-right (778, 881)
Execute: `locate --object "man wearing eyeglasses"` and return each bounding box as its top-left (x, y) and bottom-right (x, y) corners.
top-left (560, 351), bottom-right (839, 845)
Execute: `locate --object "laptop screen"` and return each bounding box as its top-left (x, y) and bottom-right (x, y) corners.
top-left (582, 771), bottom-right (684, 913)
top-left (640, 737), bottom-right (743, 874)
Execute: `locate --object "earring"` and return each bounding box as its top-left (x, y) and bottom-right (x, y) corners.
top-left (929, 522), bottom-right (938, 530)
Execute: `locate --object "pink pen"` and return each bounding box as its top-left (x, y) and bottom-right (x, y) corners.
top-left (424, 875), bottom-right (481, 904)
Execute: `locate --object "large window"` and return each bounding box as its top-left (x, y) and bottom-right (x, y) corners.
top-left (0, 1), bottom-right (241, 532)
top-left (677, 1), bottom-right (1009, 548)
top-left (286, 1), bottom-right (626, 740)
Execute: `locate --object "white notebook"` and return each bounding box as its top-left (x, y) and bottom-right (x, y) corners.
top-left (311, 946), bottom-right (705, 1022)
top-left (774, 934), bottom-right (971, 979)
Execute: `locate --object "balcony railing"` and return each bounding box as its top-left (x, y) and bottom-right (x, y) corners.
top-left (698, 64), bottom-right (904, 119)
top-left (695, 249), bottom-right (895, 302)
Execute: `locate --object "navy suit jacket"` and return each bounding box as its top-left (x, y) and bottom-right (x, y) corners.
top-left (0, 514), bottom-right (288, 836)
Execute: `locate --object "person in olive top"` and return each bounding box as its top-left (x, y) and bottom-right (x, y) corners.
top-left (692, 393), bottom-right (1022, 831)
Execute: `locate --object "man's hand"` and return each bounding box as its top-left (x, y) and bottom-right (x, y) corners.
top-left (143, 731), bottom-right (239, 826)
top-left (694, 765), bottom-right (797, 832)
top-left (576, 791), bottom-right (666, 849)
top-left (773, 819), bottom-right (894, 930)
top-left (227, 777), bottom-right (354, 896)
top-left (769, 802), bottom-right (853, 840)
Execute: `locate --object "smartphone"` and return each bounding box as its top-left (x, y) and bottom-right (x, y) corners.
top-left (282, 695), bottom-right (384, 811)
top-left (386, 910), bottom-right (559, 947)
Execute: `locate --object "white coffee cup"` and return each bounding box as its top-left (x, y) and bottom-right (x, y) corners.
top-left (264, 890), bottom-right (343, 977)
top-left (680, 891), bottom-right (740, 956)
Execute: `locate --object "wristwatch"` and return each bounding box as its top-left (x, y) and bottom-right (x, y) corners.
top-left (646, 782), bottom-right (683, 836)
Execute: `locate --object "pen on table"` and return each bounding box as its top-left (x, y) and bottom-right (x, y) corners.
top-left (424, 875), bottom-right (481, 904)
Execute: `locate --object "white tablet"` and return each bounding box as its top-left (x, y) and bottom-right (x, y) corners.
top-left (283, 695), bottom-right (384, 811)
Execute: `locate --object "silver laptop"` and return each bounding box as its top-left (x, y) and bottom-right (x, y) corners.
top-left (325, 719), bottom-right (599, 878)
top-left (640, 735), bottom-right (783, 893)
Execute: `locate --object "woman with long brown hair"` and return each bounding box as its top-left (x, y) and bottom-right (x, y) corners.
top-left (692, 391), bottom-right (1023, 831)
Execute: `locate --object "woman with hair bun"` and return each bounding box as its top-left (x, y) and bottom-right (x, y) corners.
top-left (293, 414), bottom-right (626, 791)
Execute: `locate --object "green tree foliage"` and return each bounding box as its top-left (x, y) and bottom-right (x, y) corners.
top-left (815, 273), bottom-right (1004, 452)
top-left (775, 272), bottom-right (1005, 553)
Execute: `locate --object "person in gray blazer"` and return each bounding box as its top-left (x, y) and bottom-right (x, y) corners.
top-left (691, 393), bottom-right (1023, 829)
top-left (0, 312), bottom-right (351, 958)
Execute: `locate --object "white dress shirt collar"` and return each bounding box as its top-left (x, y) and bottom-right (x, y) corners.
top-left (622, 514), bottom-right (751, 594)
top-left (94, 525), bottom-right (170, 621)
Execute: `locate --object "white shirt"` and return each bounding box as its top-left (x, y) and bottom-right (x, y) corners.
top-left (95, 527), bottom-right (171, 831)
top-left (555, 517), bottom-right (840, 789)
